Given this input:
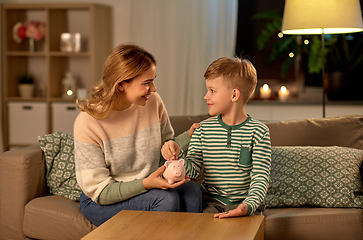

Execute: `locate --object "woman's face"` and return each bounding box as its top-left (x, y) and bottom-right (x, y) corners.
top-left (118, 65), bottom-right (157, 109)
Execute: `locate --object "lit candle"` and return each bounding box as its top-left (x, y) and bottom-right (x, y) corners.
top-left (278, 86), bottom-right (290, 102)
top-left (260, 84), bottom-right (271, 100)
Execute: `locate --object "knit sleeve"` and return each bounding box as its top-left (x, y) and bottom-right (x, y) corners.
top-left (73, 112), bottom-right (110, 202)
top-left (242, 126), bottom-right (271, 215)
top-left (174, 130), bottom-right (191, 153)
top-left (184, 127), bottom-right (204, 179)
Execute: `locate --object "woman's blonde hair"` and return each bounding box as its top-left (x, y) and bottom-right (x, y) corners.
top-left (77, 44), bottom-right (156, 119)
top-left (204, 57), bottom-right (257, 103)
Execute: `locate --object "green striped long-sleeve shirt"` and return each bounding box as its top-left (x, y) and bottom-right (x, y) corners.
top-left (185, 115), bottom-right (271, 215)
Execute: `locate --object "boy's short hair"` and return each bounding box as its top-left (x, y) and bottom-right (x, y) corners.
top-left (204, 57), bottom-right (257, 103)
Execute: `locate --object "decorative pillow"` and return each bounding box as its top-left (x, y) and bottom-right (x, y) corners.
top-left (38, 132), bottom-right (82, 201)
top-left (265, 146), bottom-right (363, 208)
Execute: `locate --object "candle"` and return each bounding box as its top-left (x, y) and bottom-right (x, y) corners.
top-left (260, 84), bottom-right (271, 100)
top-left (278, 86), bottom-right (290, 102)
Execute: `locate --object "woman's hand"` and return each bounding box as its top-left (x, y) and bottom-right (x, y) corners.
top-left (214, 203), bottom-right (248, 218)
top-left (142, 165), bottom-right (190, 190)
top-left (161, 140), bottom-right (181, 160)
top-left (188, 123), bottom-right (200, 137)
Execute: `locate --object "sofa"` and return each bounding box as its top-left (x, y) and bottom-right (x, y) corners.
top-left (0, 114), bottom-right (362, 240)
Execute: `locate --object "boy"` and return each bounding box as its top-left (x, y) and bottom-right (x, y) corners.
top-left (163, 57), bottom-right (271, 218)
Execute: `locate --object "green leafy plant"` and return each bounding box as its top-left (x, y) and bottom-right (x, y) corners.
top-left (252, 11), bottom-right (297, 78)
top-left (18, 73), bottom-right (34, 84)
top-left (325, 33), bottom-right (363, 72)
top-left (253, 11), bottom-right (363, 78)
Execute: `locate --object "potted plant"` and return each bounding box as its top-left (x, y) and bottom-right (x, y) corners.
top-left (252, 11), bottom-right (298, 79)
top-left (18, 73), bottom-right (35, 98)
top-left (253, 11), bottom-right (328, 78)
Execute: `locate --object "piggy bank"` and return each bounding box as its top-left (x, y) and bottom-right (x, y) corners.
top-left (163, 159), bottom-right (186, 184)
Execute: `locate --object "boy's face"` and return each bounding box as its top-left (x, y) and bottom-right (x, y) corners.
top-left (204, 76), bottom-right (233, 116)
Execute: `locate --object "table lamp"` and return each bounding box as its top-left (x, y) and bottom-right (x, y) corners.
top-left (281, 0), bottom-right (363, 117)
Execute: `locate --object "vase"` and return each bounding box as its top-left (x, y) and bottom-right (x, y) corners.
top-left (29, 38), bottom-right (35, 52)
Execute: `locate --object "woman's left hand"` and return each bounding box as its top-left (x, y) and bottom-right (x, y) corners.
top-left (143, 165), bottom-right (190, 190)
top-left (188, 123), bottom-right (200, 137)
top-left (214, 203), bottom-right (248, 218)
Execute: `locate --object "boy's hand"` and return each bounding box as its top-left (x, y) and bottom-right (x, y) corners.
top-left (214, 203), bottom-right (248, 218)
top-left (189, 123), bottom-right (200, 137)
top-left (161, 140), bottom-right (181, 160)
top-left (142, 165), bottom-right (190, 190)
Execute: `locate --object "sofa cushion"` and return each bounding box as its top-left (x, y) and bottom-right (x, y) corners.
top-left (265, 146), bottom-right (363, 208)
top-left (23, 195), bottom-right (95, 240)
top-left (264, 115), bottom-right (363, 150)
top-left (38, 132), bottom-right (82, 201)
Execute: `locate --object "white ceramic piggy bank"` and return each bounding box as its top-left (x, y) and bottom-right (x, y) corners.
top-left (163, 159), bottom-right (186, 184)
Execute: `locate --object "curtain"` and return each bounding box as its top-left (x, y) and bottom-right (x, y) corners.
top-left (130, 0), bottom-right (238, 116)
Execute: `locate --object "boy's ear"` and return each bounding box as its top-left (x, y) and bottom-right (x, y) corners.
top-left (231, 89), bottom-right (240, 102)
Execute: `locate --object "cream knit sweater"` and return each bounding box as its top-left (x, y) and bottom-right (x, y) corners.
top-left (74, 93), bottom-right (190, 205)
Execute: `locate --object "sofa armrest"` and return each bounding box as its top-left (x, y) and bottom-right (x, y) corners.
top-left (0, 144), bottom-right (47, 239)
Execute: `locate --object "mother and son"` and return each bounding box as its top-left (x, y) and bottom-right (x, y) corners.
top-left (73, 43), bottom-right (271, 226)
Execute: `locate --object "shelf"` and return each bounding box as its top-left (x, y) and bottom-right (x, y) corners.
top-left (50, 98), bottom-right (77, 102)
top-left (2, 3), bottom-right (112, 151)
top-left (49, 52), bottom-right (90, 57)
top-left (5, 51), bottom-right (46, 56)
top-left (5, 51), bottom-right (90, 57)
top-left (6, 97), bottom-right (47, 102)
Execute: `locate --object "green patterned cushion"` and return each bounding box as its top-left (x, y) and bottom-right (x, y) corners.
top-left (38, 132), bottom-right (81, 201)
top-left (265, 146), bottom-right (363, 208)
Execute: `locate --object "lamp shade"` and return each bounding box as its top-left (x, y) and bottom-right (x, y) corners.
top-left (282, 0), bottom-right (363, 35)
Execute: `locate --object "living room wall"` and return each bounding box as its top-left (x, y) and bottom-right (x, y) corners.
top-left (0, 0), bottom-right (239, 153)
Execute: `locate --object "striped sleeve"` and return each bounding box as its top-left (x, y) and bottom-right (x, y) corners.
top-left (185, 127), bottom-right (204, 179)
top-left (243, 120), bottom-right (271, 214)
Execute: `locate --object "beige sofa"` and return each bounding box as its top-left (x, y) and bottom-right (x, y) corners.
top-left (1, 114), bottom-right (362, 240)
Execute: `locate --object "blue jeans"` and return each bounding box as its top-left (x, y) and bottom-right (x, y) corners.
top-left (80, 181), bottom-right (202, 226)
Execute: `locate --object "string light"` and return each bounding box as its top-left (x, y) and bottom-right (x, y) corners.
top-left (304, 39), bottom-right (309, 45)
top-left (278, 32), bottom-right (283, 38)
top-left (289, 52), bottom-right (294, 58)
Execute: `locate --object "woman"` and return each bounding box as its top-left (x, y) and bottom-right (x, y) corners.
top-left (74, 44), bottom-right (202, 226)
